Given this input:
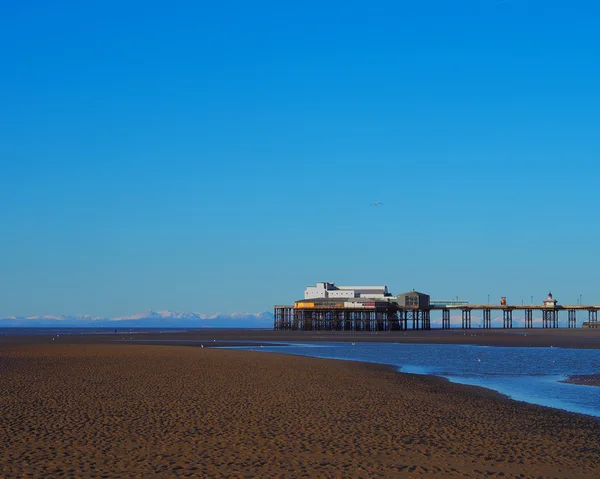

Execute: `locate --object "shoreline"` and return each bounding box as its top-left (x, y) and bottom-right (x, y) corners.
top-left (213, 344), bottom-right (600, 420)
top-left (3, 327), bottom-right (600, 349)
top-left (128, 337), bottom-right (600, 421)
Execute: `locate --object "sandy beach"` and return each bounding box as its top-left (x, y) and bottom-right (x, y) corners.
top-left (1, 332), bottom-right (599, 478)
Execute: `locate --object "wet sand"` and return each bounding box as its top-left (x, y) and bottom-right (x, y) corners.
top-left (562, 374), bottom-right (600, 387)
top-left (1, 339), bottom-right (599, 478)
top-left (4, 327), bottom-right (600, 349)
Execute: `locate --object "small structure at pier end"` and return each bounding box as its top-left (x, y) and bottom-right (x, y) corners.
top-left (543, 292), bottom-right (557, 308)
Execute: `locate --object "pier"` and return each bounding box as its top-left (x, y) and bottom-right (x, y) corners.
top-left (274, 303), bottom-right (600, 331)
top-left (274, 285), bottom-right (600, 331)
top-left (432, 304), bottom-right (599, 329)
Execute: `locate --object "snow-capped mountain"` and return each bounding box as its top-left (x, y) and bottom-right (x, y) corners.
top-left (0, 310), bottom-right (274, 328)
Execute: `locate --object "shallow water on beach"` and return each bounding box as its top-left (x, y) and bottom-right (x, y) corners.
top-left (228, 342), bottom-right (600, 418)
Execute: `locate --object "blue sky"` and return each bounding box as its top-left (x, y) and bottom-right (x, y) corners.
top-left (1, 0), bottom-right (599, 317)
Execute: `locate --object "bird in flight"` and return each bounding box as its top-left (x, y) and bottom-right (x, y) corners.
top-left (370, 202), bottom-right (383, 207)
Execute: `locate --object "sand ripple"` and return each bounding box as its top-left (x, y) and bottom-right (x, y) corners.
top-left (1, 344), bottom-right (599, 478)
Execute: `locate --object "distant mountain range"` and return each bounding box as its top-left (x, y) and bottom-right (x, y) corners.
top-left (0, 310), bottom-right (275, 329)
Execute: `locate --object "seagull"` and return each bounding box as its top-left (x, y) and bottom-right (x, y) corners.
top-left (370, 202), bottom-right (383, 207)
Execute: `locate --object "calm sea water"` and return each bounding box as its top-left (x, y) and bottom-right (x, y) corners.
top-left (0, 327), bottom-right (202, 336)
top-left (226, 342), bottom-right (600, 419)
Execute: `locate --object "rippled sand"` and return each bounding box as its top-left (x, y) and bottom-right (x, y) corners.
top-left (1, 343), bottom-right (599, 478)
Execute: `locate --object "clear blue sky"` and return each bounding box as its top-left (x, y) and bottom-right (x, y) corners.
top-left (1, 0), bottom-right (599, 317)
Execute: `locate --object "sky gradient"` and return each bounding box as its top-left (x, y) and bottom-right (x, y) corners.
top-left (1, 0), bottom-right (599, 317)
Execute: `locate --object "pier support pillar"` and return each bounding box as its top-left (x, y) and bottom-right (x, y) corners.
top-left (422, 310), bottom-right (431, 330)
top-left (461, 309), bottom-right (471, 329)
top-left (524, 309), bottom-right (533, 328)
top-left (442, 309), bottom-right (451, 329)
top-left (483, 309), bottom-right (491, 329)
top-left (399, 310), bottom-right (408, 331)
top-left (543, 309), bottom-right (558, 328)
top-left (502, 310), bottom-right (513, 329)
top-left (411, 310), bottom-right (420, 330)
top-left (360, 311), bottom-right (368, 331)
top-left (387, 311), bottom-right (396, 331)
top-left (568, 309), bottom-right (577, 328)
top-left (588, 310), bottom-right (598, 328)
top-left (343, 311), bottom-right (351, 331)
top-left (274, 306), bottom-right (294, 330)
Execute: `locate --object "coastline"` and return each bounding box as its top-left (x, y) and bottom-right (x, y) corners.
top-left (214, 339), bottom-right (600, 419)
top-left (3, 327), bottom-right (600, 349)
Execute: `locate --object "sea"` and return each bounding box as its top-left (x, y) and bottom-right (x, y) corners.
top-left (225, 341), bottom-right (600, 419)
top-left (0, 327), bottom-right (193, 335)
